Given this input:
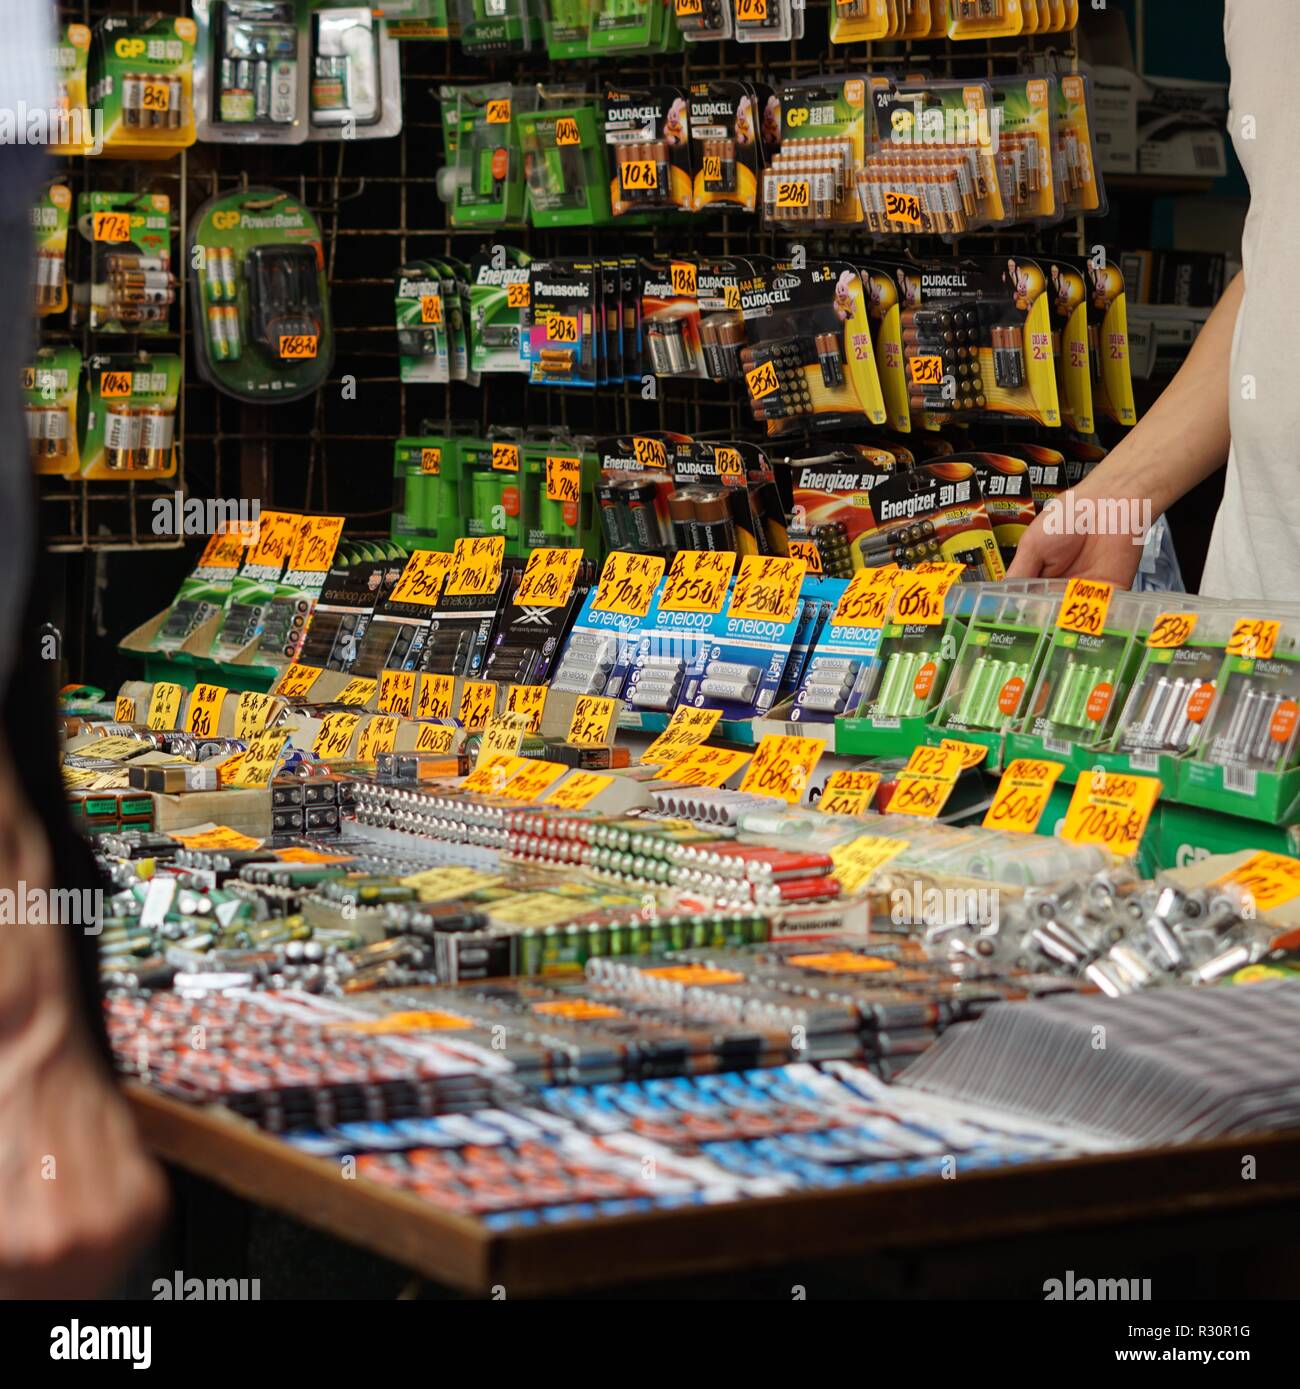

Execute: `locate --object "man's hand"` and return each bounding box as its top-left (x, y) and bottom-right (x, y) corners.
top-left (1008, 485), bottom-right (1149, 587)
top-left (0, 741), bottom-right (166, 1298)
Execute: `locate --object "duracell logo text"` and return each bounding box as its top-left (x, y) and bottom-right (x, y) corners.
top-left (606, 105), bottom-right (664, 124)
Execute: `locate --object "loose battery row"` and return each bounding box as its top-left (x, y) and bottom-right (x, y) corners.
top-left (627, 655), bottom-right (685, 710)
top-left (102, 402), bottom-right (175, 471)
top-left (873, 649), bottom-right (939, 719)
top-left (218, 56), bottom-right (298, 126)
top-left (763, 141), bottom-right (855, 224)
top-left (1046, 659), bottom-right (1114, 731)
top-left (551, 632), bottom-right (620, 695)
top-left (99, 253), bottom-right (176, 329)
top-left (699, 138), bottom-right (738, 192)
top-left (953, 656), bottom-right (1034, 729)
top-left (991, 324), bottom-right (1025, 389)
top-left (35, 248), bottom-right (66, 308)
top-left (119, 73), bottom-right (186, 129)
top-left (614, 142), bottom-right (672, 204)
top-left (201, 245), bottom-right (241, 302)
top-left (597, 477), bottom-right (666, 554)
top-left (698, 313), bottom-right (746, 380)
top-left (644, 316), bottom-right (693, 376)
top-left (798, 655), bottom-right (870, 716)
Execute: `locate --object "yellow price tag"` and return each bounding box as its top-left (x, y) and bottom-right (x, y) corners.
top-left (355, 715), bottom-right (399, 763)
top-left (146, 682), bottom-right (183, 731)
top-left (567, 695), bottom-right (617, 747)
top-left (388, 550), bottom-right (452, 608)
top-left (414, 723), bottom-right (455, 754)
top-left (541, 771), bottom-right (614, 810)
top-left (1057, 577), bottom-right (1114, 638)
top-left (234, 691), bottom-right (276, 739)
top-left (486, 98), bottom-right (512, 124)
top-left (312, 711), bottom-right (360, 761)
top-left (546, 315), bottom-right (579, 345)
top-left (377, 669), bottom-right (416, 717)
top-left (657, 745), bottom-right (751, 788)
top-left (100, 370), bottom-right (133, 399)
top-left (170, 825), bottom-right (263, 851)
top-left (738, 734), bottom-right (825, 804)
top-left (830, 836), bottom-right (910, 894)
top-left (141, 81), bottom-right (170, 113)
top-left (414, 673), bottom-right (454, 721)
top-left (231, 731), bottom-right (289, 789)
top-left (478, 715), bottom-right (529, 764)
top-left (555, 117), bottom-right (580, 147)
top-left (727, 556), bottom-right (806, 625)
top-left (505, 684), bottom-right (547, 733)
top-left (1060, 771), bottom-right (1161, 857)
top-left (788, 539), bottom-right (822, 576)
top-left (641, 706), bottom-right (721, 766)
top-left (274, 664), bottom-right (323, 699)
top-left (458, 679), bottom-right (497, 730)
top-left (890, 564), bottom-right (962, 626)
top-left (545, 455), bottom-right (581, 504)
top-left (982, 758), bottom-right (1065, 834)
top-left (939, 738), bottom-right (988, 770)
top-left (114, 695), bottom-right (136, 723)
top-left (832, 567), bottom-right (897, 629)
top-left (463, 753), bottom-right (526, 795)
top-left (445, 536), bottom-right (505, 598)
top-left (1227, 617), bottom-right (1279, 662)
top-left (1146, 611), bottom-right (1198, 650)
top-left (514, 547), bottom-right (582, 609)
top-left (1215, 850), bottom-right (1300, 915)
top-left (745, 359), bottom-right (780, 400)
top-left (889, 746), bottom-right (964, 819)
top-left (631, 436), bottom-right (667, 469)
top-left (335, 677), bottom-right (377, 708)
top-left (817, 769), bottom-right (882, 816)
top-left (499, 759), bottom-right (568, 803)
top-left (184, 683), bottom-right (228, 737)
top-left (660, 549), bottom-right (734, 615)
top-left (593, 551), bottom-right (665, 618)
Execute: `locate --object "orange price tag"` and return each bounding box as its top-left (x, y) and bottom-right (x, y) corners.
top-left (93, 210), bottom-right (132, 242)
top-left (832, 567), bottom-right (897, 629)
top-left (414, 673), bottom-right (454, 721)
top-left (774, 179), bottom-right (809, 209)
top-left (657, 744), bottom-right (751, 788)
top-left (114, 695), bottom-right (136, 723)
top-left (542, 771), bottom-right (614, 810)
top-left (506, 281), bottom-right (531, 308)
top-left (939, 738), bottom-right (988, 770)
top-left (312, 711), bottom-right (360, 761)
top-left (499, 759), bottom-right (568, 803)
top-left (514, 547), bottom-right (582, 609)
top-left (457, 679), bottom-right (497, 730)
top-left (788, 539), bottom-right (822, 575)
top-left (555, 118), bottom-right (581, 147)
top-left (547, 314), bottom-right (579, 344)
top-left (566, 696), bottom-right (617, 747)
top-left (660, 549), bottom-right (734, 615)
top-left (100, 370), bottom-right (133, 399)
top-left (1060, 771), bottom-right (1161, 857)
top-left (445, 536), bottom-right (504, 598)
top-left (1147, 611), bottom-right (1197, 650)
top-left (727, 555), bottom-right (805, 625)
top-left (817, 770), bottom-right (882, 816)
top-left (485, 98), bottom-right (512, 124)
top-left (504, 684), bottom-right (547, 733)
top-left (545, 455), bottom-right (581, 504)
top-left (1215, 851), bottom-right (1300, 915)
top-left (632, 436), bottom-right (667, 470)
top-left (1057, 577), bottom-right (1114, 637)
top-left (890, 746), bottom-right (964, 819)
top-left (738, 734), bottom-right (825, 804)
top-left (641, 706), bottom-right (722, 766)
top-left (745, 359), bottom-right (780, 400)
top-left (184, 683), bottom-right (228, 736)
top-left (490, 441), bottom-right (520, 471)
top-left (335, 677), bottom-right (377, 708)
top-left (886, 191), bottom-right (923, 226)
top-left (982, 758), bottom-right (1065, 834)
top-left (274, 664), bottom-right (324, 700)
top-left (890, 564), bottom-right (962, 626)
top-left (278, 334), bottom-right (318, 360)
top-left (593, 551), bottom-right (665, 618)
top-left (377, 669), bottom-right (416, 717)
top-left (420, 295), bottom-right (443, 325)
top-left (1227, 617), bottom-right (1279, 662)
top-left (670, 261), bottom-right (697, 297)
top-left (621, 159), bottom-right (658, 191)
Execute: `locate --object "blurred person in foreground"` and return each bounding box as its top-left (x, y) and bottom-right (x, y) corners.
top-left (1010, 0), bottom-right (1291, 599)
top-left (0, 0), bottom-right (164, 1298)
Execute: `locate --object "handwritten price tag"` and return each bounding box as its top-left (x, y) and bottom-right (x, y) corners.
top-left (745, 359), bottom-right (780, 401)
top-left (593, 551), bottom-right (664, 618)
top-left (377, 669), bottom-right (416, 717)
top-left (1060, 771), bottom-right (1161, 857)
top-left (414, 723), bottom-right (455, 754)
top-left (514, 547), bottom-right (582, 609)
top-left (670, 260), bottom-right (697, 297)
top-left (660, 549), bottom-right (734, 615)
top-left (420, 295), bottom-right (443, 325)
top-left (885, 190), bottom-right (923, 225)
top-left (114, 695), bottom-right (136, 723)
top-left (409, 674), bottom-right (452, 722)
top-left (1057, 577), bottom-right (1114, 637)
top-left (830, 835), bottom-right (910, 894)
top-left (457, 679), bottom-right (497, 730)
top-left (506, 282), bottom-right (531, 308)
top-left (355, 715), bottom-right (399, 763)
top-left (335, 677), bottom-right (377, 708)
top-left (146, 682), bottom-right (183, 731)
top-left (889, 746), bottom-right (964, 819)
top-left (462, 753), bottom-right (525, 795)
top-left (274, 664), bottom-right (323, 700)
top-left (909, 355), bottom-right (943, 386)
top-left (817, 770), bottom-right (882, 816)
top-left (641, 706), bottom-right (722, 766)
top-left (727, 556), bottom-right (805, 625)
top-left (278, 334), bottom-right (318, 360)
top-left (100, 370), bottom-right (133, 399)
top-left (170, 824), bottom-right (262, 852)
top-left (184, 683), bottom-right (228, 737)
top-left (541, 771), bottom-right (614, 810)
top-left (738, 734), bottom-right (825, 804)
top-left (774, 179), bottom-right (809, 209)
top-left (485, 98), bottom-right (512, 124)
top-left (621, 159), bottom-right (658, 191)
top-left (788, 539), bottom-right (822, 575)
top-left (567, 695), bottom-right (617, 747)
top-left (505, 684), bottom-right (547, 733)
top-left (445, 536), bottom-right (505, 598)
top-left (832, 567), bottom-right (897, 629)
top-left (545, 455), bottom-right (581, 504)
top-left (939, 738), bottom-right (988, 770)
top-left (312, 711), bottom-right (360, 761)
top-left (1147, 612), bottom-right (1198, 650)
top-left (499, 759), bottom-right (568, 803)
top-left (555, 118), bottom-right (580, 147)
top-left (632, 436), bottom-right (667, 470)
top-left (93, 210), bottom-right (132, 242)
top-left (231, 731), bottom-right (289, 789)
top-left (657, 745), bottom-right (751, 788)
top-left (890, 564), bottom-right (962, 626)
top-left (982, 758), bottom-right (1064, 834)
top-left (1228, 617), bottom-right (1279, 662)
top-left (234, 691), bottom-right (276, 739)
top-left (1215, 851), bottom-right (1300, 914)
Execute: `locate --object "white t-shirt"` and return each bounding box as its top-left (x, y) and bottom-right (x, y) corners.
top-left (1200, 0), bottom-right (1300, 597)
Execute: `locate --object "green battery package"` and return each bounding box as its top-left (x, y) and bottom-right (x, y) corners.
top-left (588, 0), bottom-right (679, 54)
top-left (464, 434), bottom-right (526, 556)
top-left (929, 587), bottom-right (1059, 762)
top-left (189, 186), bottom-right (333, 403)
top-left (468, 245), bottom-right (531, 374)
top-left (193, 0), bottom-right (310, 145)
top-left (396, 259), bottom-right (469, 383)
top-left (521, 435), bottom-right (601, 554)
top-left (75, 190), bottom-right (175, 335)
top-left (392, 434), bottom-right (469, 551)
top-left (444, 84), bottom-right (535, 227)
top-left (33, 183), bottom-right (72, 319)
top-left (78, 352), bottom-right (180, 480)
top-left (307, 5), bottom-right (402, 140)
top-left (89, 13), bottom-right (198, 159)
top-left (209, 509), bottom-right (304, 661)
top-left (455, 0), bottom-right (539, 54)
top-left (24, 347), bottom-right (81, 478)
top-left (149, 528), bottom-right (254, 654)
top-left (517, 103), bottom-right (613, 228)
top-left (381, 0), bottom-right (456, 40)
top-left (542, 0), bottom-right (593, 58)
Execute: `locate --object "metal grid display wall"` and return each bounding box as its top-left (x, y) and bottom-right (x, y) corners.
top-left (43, 1), bottom-right (1083, 557)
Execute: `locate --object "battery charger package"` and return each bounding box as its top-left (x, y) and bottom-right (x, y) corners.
top-left (75, 191), bottom-right (175, 335)
top-left (468, 246), bottom-right (531, 373)
top-left (193, 0), bottom-right (310, 145)
top-left (189, 186), bottom-right (333, 403)
top-left (589, 0), bottom-right (679, 53)
top-left (604, 86), bottom-right (694, 217)
top-left (739, 259), bottom-right (886, 437)
top-left (308, 6), bottom-right (402, 140)
top-left (89, 13), bottom-right (198, 159)
top-left (445, 84), bottom-right (536, 227)
top-left (24, 347), bottom-right (81, 478)
top-left (517, 103), bottom-right (613, 228)
top-left (77, 352), bottom-right (180, 480)
top-left (33, 183), bottom-right (72, 319)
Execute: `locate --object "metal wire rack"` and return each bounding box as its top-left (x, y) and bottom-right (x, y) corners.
top-left (42, 0), bottom-right (1083, 552)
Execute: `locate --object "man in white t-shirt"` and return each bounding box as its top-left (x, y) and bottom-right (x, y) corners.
top-left (1011, 0), bottom-right (1289, 599)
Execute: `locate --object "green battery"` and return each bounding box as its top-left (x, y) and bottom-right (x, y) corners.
top-left (983, 657), bottom-right (1025, 728)
top-left (219, 245), bottom-right (238, 301)
top-left (535, 491), bottom-right (571, 545)
top-left (1066, 660), bottom-right (1097, 728)
top-left (1049, 658), bottom-right (1082, 726)
top-left (875, 650), bottom-right (911, 717)
top-left (587, 922), bottom-right (609, 958)
top-left (1075, 663), bottom-right (1114, 732)
top-left (957, 656), bottom-right (993, 726)
top-left (607, 918), bottom-right (629, 955)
